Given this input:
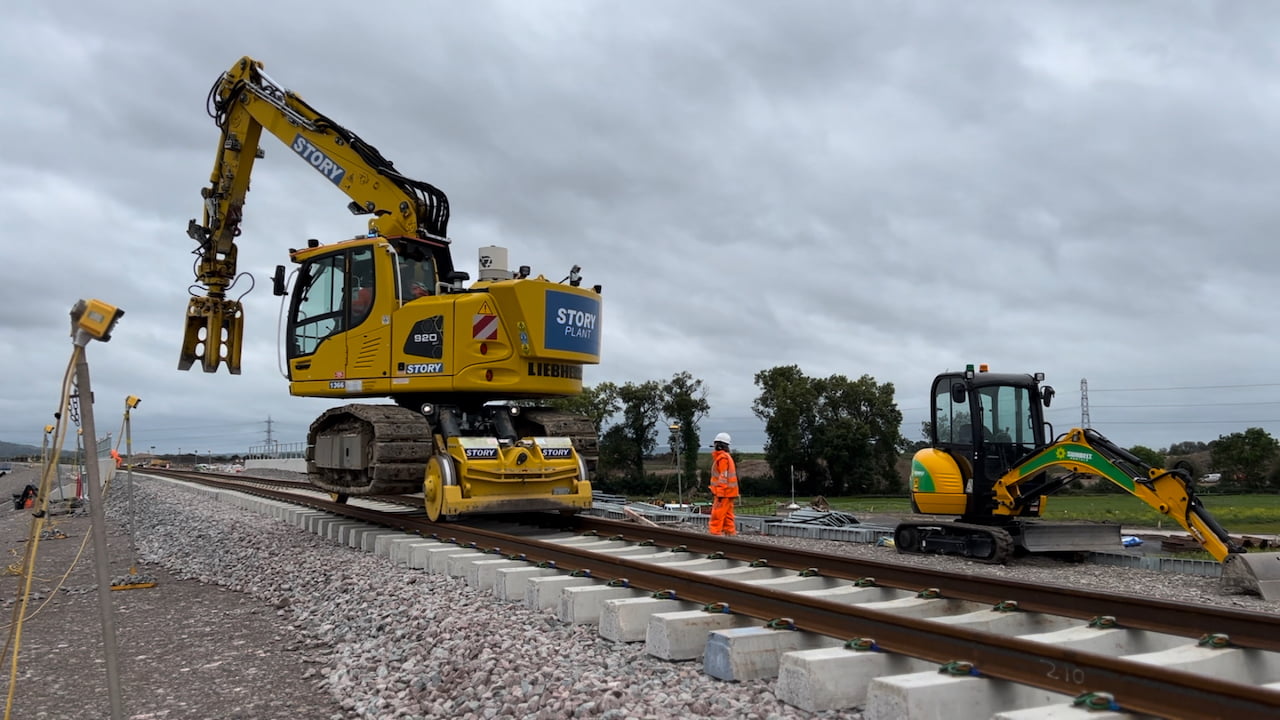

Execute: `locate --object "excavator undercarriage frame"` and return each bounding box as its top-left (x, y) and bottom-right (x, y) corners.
top-left (305, 404), bottom-right (595, 520)
top-left (894, 518), bottom-right (1120, 565)
top-left (894, 521), bottom-right (1014, 563)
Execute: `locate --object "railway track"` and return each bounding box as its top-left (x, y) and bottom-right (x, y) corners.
top-left (151, 469), bottom-right (1280, 718)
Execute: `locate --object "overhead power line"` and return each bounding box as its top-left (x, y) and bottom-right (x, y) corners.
top-left (1092, 401), bottom-right (1280, 408)
top-left (1090, 382), bottom-right (1280, 392)
top-left (1080, 419), bottom-right (1280, 425)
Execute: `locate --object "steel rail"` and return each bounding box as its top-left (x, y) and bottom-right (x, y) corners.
top-left (386, 518), bottom-right (1280, 718)
top-left (570, 516), bottom-right (1280, 653)
top-left (163, 473), bottom-right (1280, 649)
top-left (154, 474), bottom-right (1280, 717)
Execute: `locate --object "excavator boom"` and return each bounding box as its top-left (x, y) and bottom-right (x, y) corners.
top-left (995, 426), bottom-right (1280, 599)
top-left (992, 427), bottom-right (1242, 562)
top-left (180, 55), bottom-right (449, 374)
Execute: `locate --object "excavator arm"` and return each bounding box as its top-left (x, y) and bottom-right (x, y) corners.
top-left (991, 427), bottom-right (1243, 562)
top-left (180, 55), bottom-right (450, 374)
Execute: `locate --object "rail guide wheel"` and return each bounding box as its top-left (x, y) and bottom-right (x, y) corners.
top-left (424, 455), bottom-right (459, 522)
top-left (330, 492), bottom-right (349, 504)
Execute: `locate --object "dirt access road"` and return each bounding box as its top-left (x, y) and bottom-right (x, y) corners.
top-left (0, 464), bottom-right (340, 720)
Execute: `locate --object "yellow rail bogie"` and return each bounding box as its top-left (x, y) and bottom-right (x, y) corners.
top-left (428, 435), bottom-right (592, 520)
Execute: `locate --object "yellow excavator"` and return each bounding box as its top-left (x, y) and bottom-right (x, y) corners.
top-left (179, 56), bottom-right (601, 521)
top-left (904, 364), bottom-right (1280, 599)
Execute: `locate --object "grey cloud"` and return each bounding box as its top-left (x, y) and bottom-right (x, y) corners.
top-left (2, 1), bottom-right (1278, 454)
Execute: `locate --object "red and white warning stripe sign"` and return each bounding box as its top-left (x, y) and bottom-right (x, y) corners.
top-left (472, 313), bottom-right (498, 340)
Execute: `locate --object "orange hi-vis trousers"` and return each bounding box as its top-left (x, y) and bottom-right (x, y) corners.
top-left (709, 496), bottom-right (736, 535)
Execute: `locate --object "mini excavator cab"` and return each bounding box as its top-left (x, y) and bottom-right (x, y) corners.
top-left (923, 364), bottom-right (1056, 520)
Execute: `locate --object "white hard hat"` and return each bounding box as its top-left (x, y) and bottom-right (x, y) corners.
top-left (714, 432), bottom-right (732, 446)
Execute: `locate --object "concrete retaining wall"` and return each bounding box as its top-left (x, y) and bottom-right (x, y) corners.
top-left (244, 458), bottom-right (308, 473)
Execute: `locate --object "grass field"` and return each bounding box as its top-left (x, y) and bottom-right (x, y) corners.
top-left (644, 454), bottom-right (1280, 534)
top-left (756, 494), bottom-right (1280, 535)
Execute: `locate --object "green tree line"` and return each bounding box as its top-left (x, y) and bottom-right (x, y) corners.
top-left (550, 365), bottom-right (904, 498)
top-left (553, 366), bottom-right (1280, 499)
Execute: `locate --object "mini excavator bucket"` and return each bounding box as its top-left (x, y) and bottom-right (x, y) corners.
top-left (1221, 552), bottom-right (1280, 601)
top-left (179, 295), bottom-right (244, 374)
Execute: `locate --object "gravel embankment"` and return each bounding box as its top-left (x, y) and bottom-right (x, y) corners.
top-left (4, 465), bottom-right (1276, 720)
top-left (122, 475), bottom-right (847, 720)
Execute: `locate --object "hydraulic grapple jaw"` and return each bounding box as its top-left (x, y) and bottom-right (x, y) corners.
top-left (179, 295), bottom-right (244, 374)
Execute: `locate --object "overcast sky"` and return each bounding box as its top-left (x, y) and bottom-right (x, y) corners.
top-left (3, 1), bottom-right (1279, 458)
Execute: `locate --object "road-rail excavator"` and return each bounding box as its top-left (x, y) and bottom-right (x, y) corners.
top-left (179, 56), bottom-right (601, 521)
top-left (903, 364), bottom-right (1280, 599)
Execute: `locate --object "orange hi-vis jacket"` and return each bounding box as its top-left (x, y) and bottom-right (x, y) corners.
top-left (710, 449), bottom-right (739, 498)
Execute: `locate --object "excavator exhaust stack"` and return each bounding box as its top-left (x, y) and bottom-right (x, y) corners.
top-left (1221, 552), bottom-right (1280, 601)
top-left (179, 295), bottom-right (244, 374)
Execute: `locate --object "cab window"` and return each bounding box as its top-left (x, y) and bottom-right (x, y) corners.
top-left (981, 385), bottom-right (1035, 448)
top-left (397, 250), bottom-right (436, 302)
top-left (289, 254), bottom-right (345, 358)
top-left (349, 248), bottom-right (375, 325)
top-left (933, 380), bottom-right (973, 446)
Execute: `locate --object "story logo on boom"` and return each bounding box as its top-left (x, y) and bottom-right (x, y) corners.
top-left (291, 134), bottom-right (346, 185)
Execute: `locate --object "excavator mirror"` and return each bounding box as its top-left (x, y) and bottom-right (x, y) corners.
top-left (272, 265), bottom-right (287, 297)
top-left (1041, 386), bottom-right (1055, 407)
top-left (950, 382), bottom-right (967, 405)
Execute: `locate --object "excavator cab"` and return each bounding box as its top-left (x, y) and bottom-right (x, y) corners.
top-left (279, 241), bottom-right (378, 368)
top-left (923, 365), bottom-right (1054, 519)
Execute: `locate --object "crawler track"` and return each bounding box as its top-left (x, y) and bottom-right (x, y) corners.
top-left (518, 408), bottom-right (599, 475)
top-left (893, 519), bottom-right (1016, 562)
top-left (306, 404), bottom-right (434, 495)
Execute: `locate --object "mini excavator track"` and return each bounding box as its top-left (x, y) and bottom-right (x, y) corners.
top-left (893, 521), bottom-right (1016, 564)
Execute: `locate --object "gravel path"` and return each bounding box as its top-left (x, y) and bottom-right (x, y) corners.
top-left (1, 465), bottom-right (1275, 719)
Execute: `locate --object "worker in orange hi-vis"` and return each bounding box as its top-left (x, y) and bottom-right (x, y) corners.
top-left (708, 433), bottom-right (739, 536)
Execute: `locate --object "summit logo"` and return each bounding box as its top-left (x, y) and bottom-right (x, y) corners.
top-left (1056, 447), bottom-right (1093, 463)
